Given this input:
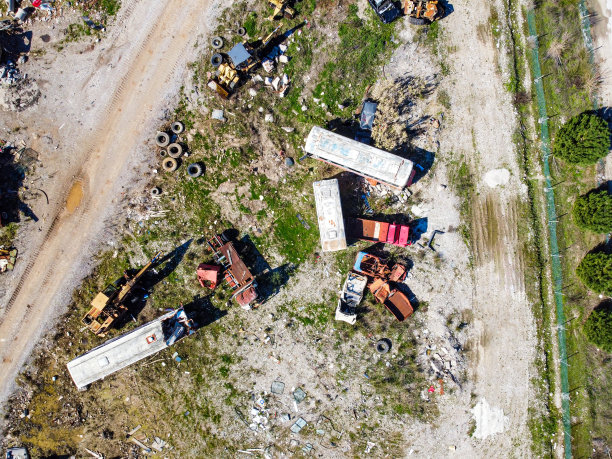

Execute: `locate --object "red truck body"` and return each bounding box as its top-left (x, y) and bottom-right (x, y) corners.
top-left (346, 217), bottom-right (412, 247)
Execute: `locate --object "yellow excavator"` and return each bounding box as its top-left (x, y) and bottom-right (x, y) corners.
top-left (82, 251), bottom-right (162, 336)
top-left (403, 0), bottom-right (444, 25)
top-left (268, 0), bottom-right (295, 20)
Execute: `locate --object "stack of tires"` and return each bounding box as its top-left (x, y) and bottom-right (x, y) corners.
top-left (154, 121), bottom-right (203, 178)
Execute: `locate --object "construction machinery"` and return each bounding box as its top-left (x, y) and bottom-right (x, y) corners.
top-left (267, 0), bottom-right (295, 20)
top-left (403, 0), bottom-right (445, 25)
top-left (208, 25), bottom-right (282, 98)
top-left (82, 251), bottom-right (163, 336)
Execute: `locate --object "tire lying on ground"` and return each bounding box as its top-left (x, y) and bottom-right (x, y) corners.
top-left (155, 131), bottom-right (170, 147)
top-left (159, 149), bottom-right (167, 157)
top-left (187, 163), bottom-right (204, 178)
top-left (167, 143), bottom-right (183, 158)
top-left (162, 157), bottom-right (178, 172)
top-left (211, 36), bottom-right (224, 49)
top-left (376, 339), bottom-right (391, 354)
top-left (150, 186), bottom-right (161, 197)
top-left (211, 53), bottom-right (223, 68)
top-left (237, 27), bottom-right (246, 36)
top-left (171, 121), bottom-right (185, 134)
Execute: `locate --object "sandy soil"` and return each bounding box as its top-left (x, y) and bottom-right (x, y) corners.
top-left (0, 0), bottom-right (220, 406)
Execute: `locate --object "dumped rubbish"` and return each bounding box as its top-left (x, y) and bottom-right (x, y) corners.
top-left (264, 113), bottom-right (274, 123)
top-left (0, 247), bottom-right (17, 272)
top-left (212, 109), bottom-right (226, 122)
top-left (313, 179), bottom-right (347, 252)
top-left (187, 162), bottom-right (204, 178)
top-left (302, 443), bottom-right (313, 454)
top-left (365, 442), bottom-right (376, 453)
top-left (167, 143), bottom-right (183, 158)
top-left (305, 126), bottom-right (416, 190)
top-left (285, 157), bottom-right (294, 167)
top-left (296, 213), bottom-right (310, 229)
top-left (355, 100), bottom-right (378, 144)
top-left (197, 263), bottom-right (220, 289)
top-left (290, 417), bottom-right (307, 433)
top-left (293, 387), bottom-right (306, 403)
top-left (82, 251), bottom-right (163, 336)
top-left (336, 271), bottom-right (367, 325)
top-left (271, 380), bottom-right (285, 394)
top-left (155, 131), bottom-right (170, 147)
top-left (162, 157), bottom-right (178, 172)
top-left (428, 229), bottom-right (445, 251)
top-left (171, 121), bottom-right (185, 134)
top-left (376, 338), bottom-right (391, 354)
top-left (207, 234), bottom-right (259, 308)
top-left (68, 308), bottom-right (196, 390)
top-left (346, 217), bottom-right (412, 247)
top-left (5, 447), bottom-right (29, 459)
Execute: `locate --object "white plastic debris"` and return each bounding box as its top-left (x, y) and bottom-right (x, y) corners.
top-left (211, 109), bottom-right (226, 122)
top-left (279, 55), bottom-right (289, 63)
top-left (264, 77), bottom-right (273, 86)
top-left (264, 113), bottom-right (274, 123)
top-left (281, 127), bottom-right (295, 133)
top-left (271, 77), bottom-right (281, 91)
top-left (281, 74), bottom-right (290, 86)
top-left (248, 88), bottom-right (257, 97)
top-left (279, 44), bottom-right (288, 52)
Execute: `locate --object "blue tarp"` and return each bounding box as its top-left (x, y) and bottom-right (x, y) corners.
top-left (354, 252), bottom-right (366, 272)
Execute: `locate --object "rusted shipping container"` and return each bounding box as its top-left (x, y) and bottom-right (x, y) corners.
top-left (313, 179), bottom-right (347, 252)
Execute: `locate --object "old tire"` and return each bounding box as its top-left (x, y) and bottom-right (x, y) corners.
top-left (408, 16), bottom-right (428, 25)
top-left (187, 163), bottom-right (203, 178)
top-left (162, 157), bottom-right (178, 172)
top-left (159, 149), bottom-right (167, 158)
top-left (155, 131), bottom-right (170, 147)
top-left (167, 143), bottom-right (183, 158)
top-left (150, 186), bottom-right (161, 197)
top-left (211, 36), bottom-right (224, 49)
top-left (211, 53), bottom-right (223, 68)
top-left (171, 121), bottom-right (185, 134)
top-left (376, 339), bottom-right (391, 354)
top-left (237, 27), bottom-right (246, 36)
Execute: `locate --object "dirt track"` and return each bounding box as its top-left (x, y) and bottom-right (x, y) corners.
top-left (0, 0), bottom-right (215, 405)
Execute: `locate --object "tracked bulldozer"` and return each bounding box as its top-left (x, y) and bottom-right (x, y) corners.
top-left (267, 0), bottom-right (295, 20)
top-left (82, 251), bottom-right (162, 336)
top-left (403, 0), bottom-right (444, 25)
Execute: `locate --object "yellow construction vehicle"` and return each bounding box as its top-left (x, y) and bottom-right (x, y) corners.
top-left (82, 251), bottom-right (162, 336)
top-left (268, 0), bottom-right (295, 20)
top-left (403, 0), bottom-right (444, 25)
top-left (208, 25), bottom-right (282, 98)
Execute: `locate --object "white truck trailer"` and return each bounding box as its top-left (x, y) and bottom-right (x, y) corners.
top-left (313, 179), bottom-right (346, 252)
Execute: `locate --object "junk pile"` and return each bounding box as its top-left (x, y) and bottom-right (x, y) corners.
top-left (336, 252), bottom-right (413, 324)
top-left (0, 247), bottom-right (18, 272)
top-left (0, 61), bottom-right (40, 111)
top-left (154, 121), bottom-right (204, 178)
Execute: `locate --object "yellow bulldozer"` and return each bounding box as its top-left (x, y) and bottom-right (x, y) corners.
top-left (403, 0), bottom-right (444, 24)
top-left (268, 0), bottom-right (295, 20)
top-left (82, 251), bottom-right (162, 336)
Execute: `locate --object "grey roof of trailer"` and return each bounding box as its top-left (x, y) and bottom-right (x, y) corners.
top-left (313, 179), bottom-right (347, 252)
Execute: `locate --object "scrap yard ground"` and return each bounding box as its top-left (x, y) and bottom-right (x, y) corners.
top-left (0, 0), bottom-right (609, 456)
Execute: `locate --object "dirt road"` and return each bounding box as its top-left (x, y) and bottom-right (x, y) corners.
top-left (0, 0), bottom-right (216, 405)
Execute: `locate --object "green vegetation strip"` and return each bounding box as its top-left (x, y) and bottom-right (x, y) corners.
top-left (526, 10), bottom-right (572, 459)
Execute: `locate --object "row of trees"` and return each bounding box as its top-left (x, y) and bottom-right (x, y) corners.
top-left (553, 111), bottom-right (612, 352)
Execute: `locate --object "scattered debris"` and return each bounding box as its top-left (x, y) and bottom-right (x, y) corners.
top-left (293, 387), bottom-right (306, 403)
top-left (212, 109), bottom-right (226, 122)
top-left (290, 417), bottom-right (307, 433)
top-left (271, 380), bottom-right (285, 394)
top-left (0, 247), bottom-right (18, 272)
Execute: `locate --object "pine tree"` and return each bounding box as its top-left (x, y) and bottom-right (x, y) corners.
top-left (554, 113), bottom-right (611, 165)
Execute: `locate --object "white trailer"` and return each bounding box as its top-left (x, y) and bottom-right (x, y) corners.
top-left (305, 126), bottom-right (415, 190)
top-left (313, 179), bottom-right (346, 252)
top-left (67, 309), bottom-right (193, 390)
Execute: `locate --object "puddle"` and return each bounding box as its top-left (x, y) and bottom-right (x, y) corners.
top-left (66, 181), bottom-right (83, 213)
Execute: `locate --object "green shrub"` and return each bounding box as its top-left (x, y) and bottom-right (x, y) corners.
top-left (572, 190), bottom-right (612, 233)
top-left (584, 304), bottom-right (612, 352)
top-left (553, 113), bottom-right (610, 165)
top-left (576, 252), bottom-right (612, 295)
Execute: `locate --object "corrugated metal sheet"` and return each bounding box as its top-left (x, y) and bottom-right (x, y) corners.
top-left (313, 179), bottom-right (347, 252)
top-left (305, 126), bottom-right (415, 189)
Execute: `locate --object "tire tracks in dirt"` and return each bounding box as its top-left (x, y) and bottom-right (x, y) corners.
top-left (0, 0), bottom-right (212, 404)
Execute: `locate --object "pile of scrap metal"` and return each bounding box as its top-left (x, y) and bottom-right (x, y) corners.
top-left (0, 247), bottom-right (17, 272)
top-left (336, 252), bottom-right (413, 324)
top-left (67, 308), bottom-right (195, 390)
top-left (203, 234), bottom-right (259, 309)
top-left (208, 25), bottom-right (284, 98)
top-left (81, 251), bottom-right (163, 336)
top-left (346, 217), bottom-right (412, 247)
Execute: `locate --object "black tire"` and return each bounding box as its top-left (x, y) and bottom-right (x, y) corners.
top-left (408, 16), bottom-right (428, 25)
top-left (211, 53), bottom-right (223, 68)
top-left (159, 149), bottom-right (167, 157)
top-left (167, 143), bottom-right (183, 158)
top-left (376, 339), bottom-right (391, 354)
top-left (237, 27), bottom-right (246, 36)
top-left (211, 36), bottom-right (224, 49)
top-left (150, 186), bottom-right (161, 197)
top-left (162, 157), bottom-right (178, 172)
top-left (171, 121), bottom-right (185, 134)
top-left (155, 131), bottom-right (170, 147)
top-left (187, 163), bottom-right (204, 178)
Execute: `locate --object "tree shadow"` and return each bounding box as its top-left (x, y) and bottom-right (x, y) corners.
top-left (596, 106), bottom-right (612, 148)
top-left (2, 29), bottom-right (32, 55)
top-left (0, 147), bottom-right (39, 227)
